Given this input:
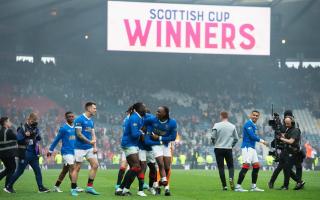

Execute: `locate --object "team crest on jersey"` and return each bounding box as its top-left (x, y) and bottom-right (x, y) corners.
top-left (133, 123), bottom-right (138, 126)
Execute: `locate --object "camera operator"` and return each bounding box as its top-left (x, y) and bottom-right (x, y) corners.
top-left (278, 116), bottom-right (305, 190)
top-left (268, 110), bottom-right (302, 189)
top-left (4, 113), bottom-right (49, 193)
top-left (0, 117), bottom-right (17, 188)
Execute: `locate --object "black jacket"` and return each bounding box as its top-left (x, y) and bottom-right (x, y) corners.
top-left (284, 127), bottom-right (301, 154)
top-left (0, 127), bottom-right (17, 158)
top-left (16, 123), bottom-right (41, 158)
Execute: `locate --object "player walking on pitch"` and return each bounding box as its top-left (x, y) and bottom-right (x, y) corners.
top-left (72, 102), bottom-right (100, 196)
top-left (235, 110), bottom-right (268, 192)
top-left (48, 111), bottom-right (84, 193)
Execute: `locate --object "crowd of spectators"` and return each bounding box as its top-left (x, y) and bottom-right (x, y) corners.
top-left (0, 58), bottom-right (319, 169)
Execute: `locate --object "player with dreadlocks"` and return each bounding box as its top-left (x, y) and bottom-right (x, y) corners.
top-left (115, 102), bottom-right (147, 196)
top-left (144, 106), bottom-right (177, 196)
top-left (114, 106), bottom-right (133, 191)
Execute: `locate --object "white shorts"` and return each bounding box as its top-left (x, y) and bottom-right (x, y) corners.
top-left (63, 154), bottom-right (75, 165)
top-left (121, 151), bottom-right (126, 162)
top-left (75, 148), bottom-right (97, 162)
top-left (122, 146), bottom-right (139, 157)
top-left (152, 145), bottom-right (171, 158)
top-left (241, 147), bottom-right (259, 164)
top-left (139, 150), bottom-right (156, 163)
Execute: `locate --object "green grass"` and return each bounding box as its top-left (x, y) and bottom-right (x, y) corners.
top-left (0, 169), bottom-right (319, 200)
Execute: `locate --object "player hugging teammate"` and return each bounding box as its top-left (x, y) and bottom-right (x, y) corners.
top-left (115, 103), bottom-right (177, 197)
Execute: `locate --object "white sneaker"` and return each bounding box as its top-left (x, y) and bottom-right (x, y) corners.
top-left (148, 187), bottom-right (156, 195)
top-left (235, 186), bottom-right (248, 192)
top-left (52, 186), bottom-right (63, 193)
top-left (137, 191), bottom-right (147, 197)
top-left (76, 187), bottom-right (84, 192)
top-left (250, 187), bottom-right (264, 192)
top-left (116, 188), bottom-right (123, 192)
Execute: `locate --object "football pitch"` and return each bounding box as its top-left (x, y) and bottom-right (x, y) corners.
top-left (0, 169), bottom-right (319, 200)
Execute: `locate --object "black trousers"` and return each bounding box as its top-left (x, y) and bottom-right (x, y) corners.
top-left (282, 152), bottom-right (302, 187)
top-left (305, 158), bottom-right (313, 170)
top-left (269, 160), bottom-right (298, 184)
top-left (214, 148), bottom-right (234, 187)
top-left (0, 156), bottom-right (16, 186)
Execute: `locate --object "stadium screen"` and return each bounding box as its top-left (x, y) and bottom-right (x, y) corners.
top-left (107, 1), bottom-right (270, 56)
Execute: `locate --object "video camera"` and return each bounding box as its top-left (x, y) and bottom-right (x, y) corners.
top-left (268, 109), bottom-right (285, 162)
top-left (268, 113), bottom-right (282, 135)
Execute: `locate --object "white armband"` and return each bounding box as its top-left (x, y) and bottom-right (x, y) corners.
top-left (159, 136), bottom-right (162, 141)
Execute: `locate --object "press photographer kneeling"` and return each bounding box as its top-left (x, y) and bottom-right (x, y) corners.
top-left (278, 116), bottom-right (305, 190)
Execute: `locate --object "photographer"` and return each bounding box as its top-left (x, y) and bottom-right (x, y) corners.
top-left (4, 113), bottom-right (49, 193)
top-left (278, 116), bottom-right (305, 190)
top-left (0, 117), bottom-right (17, 188)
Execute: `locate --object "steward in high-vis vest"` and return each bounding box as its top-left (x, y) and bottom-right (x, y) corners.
top-left (0, 117), bottom-right (17, 187)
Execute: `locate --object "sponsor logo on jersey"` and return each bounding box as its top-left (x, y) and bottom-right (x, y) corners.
top-left (85, 127), bottom-right (92, 132)
top-left (154, 128), bottom-right (166, 136)
top-left (69, 135), bottom-right (76, 140)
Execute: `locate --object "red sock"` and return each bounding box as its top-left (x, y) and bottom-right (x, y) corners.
top-left (87, 178), bottom-right (94, 187)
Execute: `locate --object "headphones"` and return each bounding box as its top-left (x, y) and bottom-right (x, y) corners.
top-left (284, 116), bottom-right (295, 127)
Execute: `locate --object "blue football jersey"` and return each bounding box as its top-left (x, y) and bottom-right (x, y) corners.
top-left (74, 114), bottom-right (94, 150)
top-left (49, 123), bottom-right (75, 155)
top-left (139, 113), bottom-right (158, 151)
top-left (121, 112), bottom-right (143, 148)
top-left (144, 114), bottom-right (178, 146)
top-left (241, 119), bottom-right (261, 149)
